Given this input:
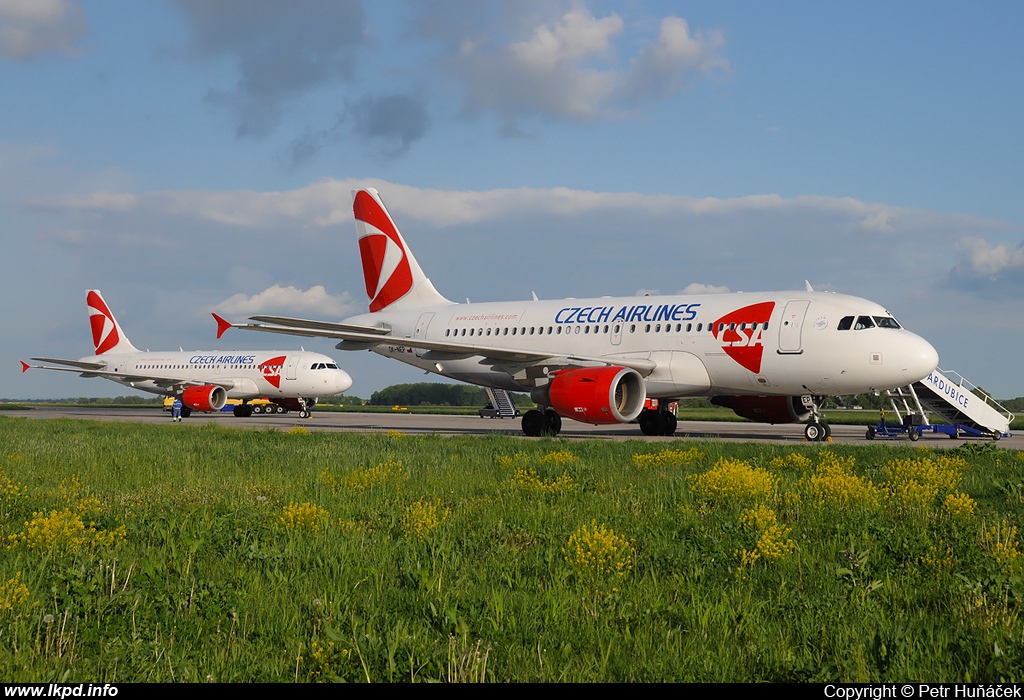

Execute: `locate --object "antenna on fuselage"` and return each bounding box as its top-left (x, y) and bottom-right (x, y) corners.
top-left (531, 291), bottom-right (539, 301)
top-left (805, 280), bottom-right (814, 292)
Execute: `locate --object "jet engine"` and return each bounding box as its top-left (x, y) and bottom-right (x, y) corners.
top-left (181, 385), bottom-right (228, 413)
top-left (541, 366), bottom-right (646, 425)
top-left (710, 395), bottom-right (812, 424)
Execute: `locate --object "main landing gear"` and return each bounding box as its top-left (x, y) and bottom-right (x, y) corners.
top-left (638, 407), bottom-right (678, 436)
top-left (521, 408), bottom-right (562, 437)
top-left (233, 403), bottom-right (254, 417)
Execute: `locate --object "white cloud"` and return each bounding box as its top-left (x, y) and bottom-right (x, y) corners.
top-left (213, 284), bottom-right (357, 318)
top-left (33, 178), bottom-right (1010, 242)
top-left (680, 283), bottom-right (730, 295)
top-left (947, 237), bottom-right (1024, 297)
top-left (0, 0), bottom-right (87, 60)
top-left (618, 17), bottom-right (728, 103)
top-left (450, 8), bottom-right (727, 127)
top-left (953, 237), bottom-right (1024, 279)
top-left (510, 9), bottom-right (621, 71)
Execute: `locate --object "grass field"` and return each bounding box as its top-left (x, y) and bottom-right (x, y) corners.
top-left (0, 414), bottom-right (1022, 682)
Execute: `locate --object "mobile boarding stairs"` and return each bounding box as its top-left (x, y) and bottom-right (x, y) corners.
top-left (867, 368), bottom-right (1013, 441)
top-left (479, 388), bottom-right (521, 419)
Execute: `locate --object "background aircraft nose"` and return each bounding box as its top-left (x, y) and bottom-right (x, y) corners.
top-left (901, 334), bottom-right (939, 384)
top-left (334, 369), bottom-right (353, 394)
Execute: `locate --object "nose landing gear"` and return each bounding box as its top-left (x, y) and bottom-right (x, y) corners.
top-left (804, 422), bottom-right (831, 442)
top-left (803, 396), bottom-right (831, 442)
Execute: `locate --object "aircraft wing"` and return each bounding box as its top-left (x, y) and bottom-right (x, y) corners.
top-left (221, 317), bottom-right (657, 375)
top-left (24, 360), bottom-right (241, 391)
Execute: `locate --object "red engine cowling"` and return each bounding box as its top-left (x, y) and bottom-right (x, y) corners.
top-left (711, 395), bottom-right (811, 424)
top-left (547, 366), bottom-right (646, 425)
top-left (181, 385), bottom-right (228, 413)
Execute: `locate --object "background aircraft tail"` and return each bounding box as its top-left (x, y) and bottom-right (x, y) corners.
top-left (353, 188), bottom-right (451, 312)
top-left (86, 290), bottom-right (139, 355)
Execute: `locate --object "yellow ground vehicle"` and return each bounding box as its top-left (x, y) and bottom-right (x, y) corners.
top-left (163, 397), bottom-right (286, 415)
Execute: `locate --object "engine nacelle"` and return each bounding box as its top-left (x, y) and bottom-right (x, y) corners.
top-left (711, 395), bottom-right (812, 424)
top-left (181, 385), bottom-right (227, 413)
top-left (542, 366), bottom-right (647, 425)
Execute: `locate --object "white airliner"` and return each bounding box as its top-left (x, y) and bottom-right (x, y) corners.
top-left (220, 187), bottom-right (939, 439)
top-left (23, 290), bottom-right (353, 418)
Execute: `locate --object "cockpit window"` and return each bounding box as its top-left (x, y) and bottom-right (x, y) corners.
top-left (854, 316), bottom-right (875, 330)
top-left (873, 316), bottom-right (901, 329)
top-left (837, 316), bottom-right (854, 331)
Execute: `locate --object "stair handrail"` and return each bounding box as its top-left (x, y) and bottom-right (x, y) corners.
top-left (933, 368), bottom-right (1015, 425)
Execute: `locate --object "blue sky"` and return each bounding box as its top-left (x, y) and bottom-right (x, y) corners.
top-left (3, 0), bottom-right (1022, 400)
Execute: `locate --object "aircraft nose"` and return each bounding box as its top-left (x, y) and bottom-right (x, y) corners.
top-left (334, 369), bottom-right (353, 394)
top-left (901, 333), bottom-right (939, 384)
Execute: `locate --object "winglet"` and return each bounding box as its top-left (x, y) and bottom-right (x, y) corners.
top-left (212, 313), bottom-right (232, 339)
top-left (20, 361), bottom-right (30, 373)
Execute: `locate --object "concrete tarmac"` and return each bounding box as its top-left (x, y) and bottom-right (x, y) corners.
top-left (6, 406), bottom-right (1020, 448)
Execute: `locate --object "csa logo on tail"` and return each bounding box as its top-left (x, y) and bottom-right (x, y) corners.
top-left (713, 302), bottom-right (775, 374)
top-left (259, 356), bottom-right (286, 389)
top-left (354, 190), bottom-right (414, 312)
top-left (87, 291), bottom-right (120, 355)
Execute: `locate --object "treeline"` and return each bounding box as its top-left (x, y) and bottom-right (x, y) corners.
top-left (7, 396), bottom-right (164, 405)
top-left (369, 383), bottom-right (531, 407)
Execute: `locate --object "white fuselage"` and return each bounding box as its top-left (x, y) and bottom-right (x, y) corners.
top-left (80, 349), bottom-right (353, 399)
top-left (344, 290), bottom-right (938, 398)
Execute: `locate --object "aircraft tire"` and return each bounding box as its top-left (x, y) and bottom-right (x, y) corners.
top-left (543, 409), bottom-right (562, 437)
top-left (299, 410), bottom-right (310, 419)
top-left (181, 406), bottom-right (192, 419)
top-left (662, 413), bottom-right (678, 436)
top-left (638, 409), bottom-right (661, 436)
top-left (804, 423), bottom-right (823, 441)
top-left (823, 423), bottom-right (832, 440)
top-left (522, 409), bottom-right (545, 437)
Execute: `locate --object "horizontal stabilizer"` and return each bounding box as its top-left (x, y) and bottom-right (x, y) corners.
top-left (249, 315), bottom-right (392, 335)
top-left (30, 357), bottom-right (105, 371)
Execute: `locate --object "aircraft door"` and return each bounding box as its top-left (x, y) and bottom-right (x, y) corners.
top-left (778, 301), bottom-right (810, 354)
top-left (285, 355), bottom-right (299, 381)
top-left (413, 313), bottom-right (435, 358)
